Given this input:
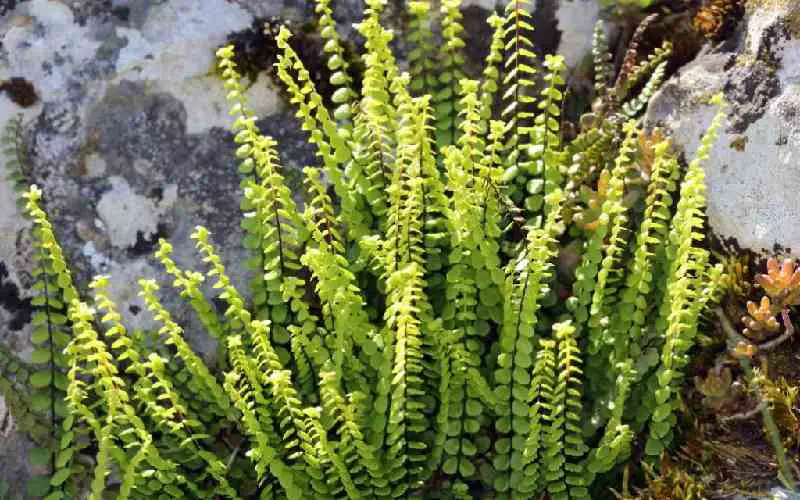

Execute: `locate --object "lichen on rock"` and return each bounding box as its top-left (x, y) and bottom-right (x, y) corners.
top-left (96, 176), bottom-right (176, 249)
top-left (645, 2), bottom-right (800, 258)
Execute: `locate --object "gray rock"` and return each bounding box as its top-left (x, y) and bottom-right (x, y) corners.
top-left (645, 3), bottom-right (800, 257)
top-left (732, 487), bottom-right (800, 500)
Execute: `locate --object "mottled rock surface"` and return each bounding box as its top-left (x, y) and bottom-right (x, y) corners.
top-left (0, 0), bottom-right (600, 490)
top-left (0, 0), bottom-right (315, 491)
top-left (645, 2), bottom-right (800, 257)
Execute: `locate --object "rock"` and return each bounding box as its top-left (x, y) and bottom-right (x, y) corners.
top-left (645, 3), bottom-right (800, 257)
top-left (770, 488), bottom-right (800, 499)
top-left (732, 487), bottom-right (800, 500)
top-left (555, 0), bottom-right (600, 69)
top-left (0, 401), bottom-right (33, 499)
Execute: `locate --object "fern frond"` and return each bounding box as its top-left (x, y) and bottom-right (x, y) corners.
top-left (478, 14), bottom-right (505, 130)
top-left (436, 0), bottom-right (466, 148)
top-left (22, 185), bottom-right (79, 498)
top-left (138, 278), bottom-right (232, 417)
top-left (64, 301), bottom-right (110, 498)
top-left (155, 240), bottom-right (229, 367)
top-left (499, 0), bottom-right (539, 193)
top-left (319, 370), bottom-right (390, 497)
top-left (272, 31), bottom-right (371, 240)
top-left (141, 352), bottom-right (240, 498)
top-left (89, 277), bottom-right (199, 498)
top-left (591, 21), bottom-right (613, 97)
top-left (493, 190), bottom-right (564, 495)
top-left (380, 89), bottom-right (428, 276)
top-left (618, 41), bottom-right (672, 105)
top-left (646, 95), bottom-right (726, 458)
top-left (614, 13), bottom-right (660, 99)
top-left (1, 114), bottom-right (32, 207)
top-left (536, 54), bottom-right (567, 219)
top-left (543, 321), bottom-right (589, 500)
top-left (520, 338), bottom-right (556, 495)
top-left (570, 121), bottom-right (638, 342)
top-left (302, 167), bottom-right (381, 393)
top-left (344, 6), bottom-right (406, 235)
top-left (407, 1), bottom-right (438, 99)
top-left (315, 0), bottom-right (357, 129)
top-left (383, 263), bottom-right (430, 496)
top-left (611, 137), bottom-right (679, 373)
top-left (221, 360), bottom-right (301, 498)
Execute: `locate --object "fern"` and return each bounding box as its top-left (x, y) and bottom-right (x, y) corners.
top-left (435, 0), bottom-right (467, 149)
top-left (644, 96), bottom-right (727, 458)
top-left (21, 186), bottom-right (79, 499)
top-left (315, 0), bottom-right (356, 130)
top-left (0, 119), bottom-right (53, 458)
top-left (498, 0), bottom-right (540, 218)
top-left (1, 115), bottom-right (31, 207)
top-left (2, 3), bottom-right (729, 498)
top-left (407, 1), bottom-right (438, 100)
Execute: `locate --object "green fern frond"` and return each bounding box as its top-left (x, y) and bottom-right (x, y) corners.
top-left (499, 0), bottom-right (539, 191)
top-left (1, 114), bottom-right (32, 208)
top-left (478, 14), bottom-right (506, 130)
top-left (543, 321), bottom-right (588, 500)
top-left (435, 0), bottom-right (466, 149)
top-left (315, 0), bottom-right (357, 129)
top-left (272, 30), bottom-right (370, 241)
top-left (520, 338), bottom-right (556, 495)
top-left (20, 185), bottom-right (80, 499)
top-left (493, 190), bottom-right (564, 496)
top-left (319, 370), bottom-right (389, 497)
top-left (139, 278), bottom-right (232, 417)
top-left (536, 54), bottom-right (567, 219)
top-left (646, 95), bottom-right (726, 458)
top-left (591, 22), bottom-right (613, 97)
top-left (407, 1), bottom-right (438, 99)
top-left (383, 263), bottom-right (430, 495)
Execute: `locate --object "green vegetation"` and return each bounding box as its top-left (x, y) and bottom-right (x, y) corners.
top-left (0, 0), bottom-right (728, 498)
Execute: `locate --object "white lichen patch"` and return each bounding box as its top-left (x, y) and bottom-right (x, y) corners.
top-left (1, 0), bottom-right (101, 97)
top-left (81, 241), bottom-right (112, 272)
top-left (113, 0), bottom-right (278, 134)
top-left (0, 0), bottom-right (102, 170)
top-left (96, 176), bottom-right (176, 248)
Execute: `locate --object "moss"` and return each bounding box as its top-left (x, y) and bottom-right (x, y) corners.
top-left (617, 457), bottom-right (709, 500)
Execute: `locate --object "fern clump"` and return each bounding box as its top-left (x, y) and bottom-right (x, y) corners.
top-left (2, 0), bottom-right (728, 498)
